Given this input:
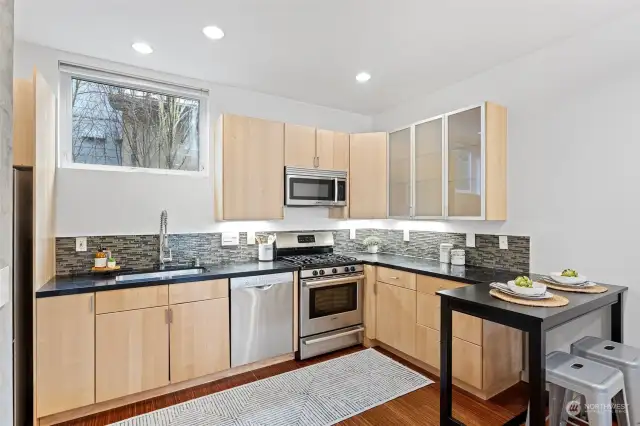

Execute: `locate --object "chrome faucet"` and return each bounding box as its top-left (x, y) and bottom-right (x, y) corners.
top-left (159, 210), bottom-right (172, 268)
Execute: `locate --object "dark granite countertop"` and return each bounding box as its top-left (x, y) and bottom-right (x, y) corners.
top-left (437, 273), bottom-right (628, 327)
top-left (36, 261), bottom-right (299, 298)
top-left (348, 253), bottom-right (524, 284)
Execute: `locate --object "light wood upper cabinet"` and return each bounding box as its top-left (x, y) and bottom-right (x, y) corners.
top-left (13, 79), bottom-right (35, 167)
top-left (317, 129), bottom-right (349, 170)
top-left (376, 281), bottom-right (416, 357)
top-left (36, 294), bottom-right (95, 417)
top-left (349, 132), bottom-right (388, 219)
top-left (95, 306), bottom-right (169, 402)
top-left (285, 123), bottom-right (316, 168)
top-left (215, 114), bottom-right (285, 220)
top-left (170, 298), bottom-right (230, 383)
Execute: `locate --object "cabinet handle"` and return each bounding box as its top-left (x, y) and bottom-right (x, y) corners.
top-left (165, 309), bottom-right (170, 324)
top-left (169, 308), bottom-right (173, 324)
top-left (389, 276), bottom-right (399, 280)
top-left (89, 295), bottom-right (94, 313)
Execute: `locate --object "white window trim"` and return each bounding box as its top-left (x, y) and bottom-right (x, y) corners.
top-left (58, 62), bottom-right (210, 177)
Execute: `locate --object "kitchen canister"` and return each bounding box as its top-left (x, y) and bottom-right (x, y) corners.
top-left (258, 243), bottom-right (274, 261)
top-left (439, 243), bottom-right (454, 263)
top-left (450, 249), bottom-right (466, 266)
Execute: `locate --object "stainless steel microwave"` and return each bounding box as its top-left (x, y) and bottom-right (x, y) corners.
top-left (285, 167), bottom-right (347, 207)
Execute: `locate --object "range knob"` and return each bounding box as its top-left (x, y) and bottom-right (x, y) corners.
top-left (332, 268), bottom-right (337, 273)
top-left (319, 270), bottom-right (325, 275)
top-left (344, 267), bottom-right (350, 272)
top-left (312, 270), bottom-right (318, 276)
top-left (350, 266), bottom-right (356, 272)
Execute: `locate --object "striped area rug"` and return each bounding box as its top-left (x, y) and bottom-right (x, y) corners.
top-left (110, 349), bottom-right (433, 426)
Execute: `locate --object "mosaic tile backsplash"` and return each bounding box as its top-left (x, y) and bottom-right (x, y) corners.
top-left (56, 229), bottom-right (529, 275)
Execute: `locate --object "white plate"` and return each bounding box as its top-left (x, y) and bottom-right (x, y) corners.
top-left (550, 272), bottom-right (587, 285)
top-left (491, 283), bottom-right (553, 300)
top-left (507, 280), bottom-right (547, 297)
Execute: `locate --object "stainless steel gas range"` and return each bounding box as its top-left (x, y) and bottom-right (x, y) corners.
top-left (276, 232), bottom-right (364, 360)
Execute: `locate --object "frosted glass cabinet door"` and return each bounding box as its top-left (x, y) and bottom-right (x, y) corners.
top-left (447, 106), bottom-right (483, 218)
top-left (414, 117), bottom-right (443, 217)
top-left (388, 127), bottom-right (412, 217)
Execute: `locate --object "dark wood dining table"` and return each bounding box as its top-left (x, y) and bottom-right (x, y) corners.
top-left (437, 275), bottom-right (627, 426)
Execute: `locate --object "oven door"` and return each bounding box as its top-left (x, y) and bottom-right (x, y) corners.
top-left (300, 273), bottom-right (364, 337)
top-left (286, 174), bottom-right (337, 206)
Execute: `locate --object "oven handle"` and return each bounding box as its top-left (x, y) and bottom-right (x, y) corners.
top-left (304, 327), bottom-right (365, 345)
top-left (302, 273), bottom-right (365, 289)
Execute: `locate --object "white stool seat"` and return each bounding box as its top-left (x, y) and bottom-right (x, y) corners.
top-left (571, 336), bottom-right (639, 426)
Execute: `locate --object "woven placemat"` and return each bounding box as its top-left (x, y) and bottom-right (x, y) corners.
top-left (540, 280), bottom-right (608, 294)
top-left (489, 289), bottom-right (569, 307)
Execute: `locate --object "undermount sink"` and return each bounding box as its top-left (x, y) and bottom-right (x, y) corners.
top-left (115, 268), bottom-right (205, 282)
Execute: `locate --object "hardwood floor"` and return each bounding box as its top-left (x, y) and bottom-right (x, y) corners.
top-left (56, 346), bottom-right (529, 426)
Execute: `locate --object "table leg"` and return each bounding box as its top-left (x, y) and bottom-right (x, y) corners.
top-left (528, 324), bottom-right (546, 426)
top-left (611, 292), bottom-right (624, 343)
top-left (440, 297), bottom-right (454, 425)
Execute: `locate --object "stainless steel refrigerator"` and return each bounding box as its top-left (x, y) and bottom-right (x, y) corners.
top-left (13, 167), bottom-right (33, 426)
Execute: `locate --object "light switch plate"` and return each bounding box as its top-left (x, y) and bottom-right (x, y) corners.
top-left (466, 233), bottom-right (476, 248)
top-left (499, 236), bottom-right (508, 250)
top-left (0, 266), bottom-right (9, 308)
top-left (349, 228), bottom-right (356, 240)
top-left (247, 231), bottom-right (256, 245)
top-left (403, 229), bottom-right (410, 242)
top-left (221, 232), bottom-right (240, 246)
top-left (76, 237), bottom-right (87, 252)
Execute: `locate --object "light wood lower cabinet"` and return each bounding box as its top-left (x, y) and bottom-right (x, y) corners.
top-left (376, 282), bottom-right (416, 357)
top-left (36, 294), bottom-right (95, 417)
top-left (415, 325), bottom-right (440, 369)
top-left (96, 306), bottom-right (170, 402)
top-left (170, 298), bottom-right (230, 383)
top-left (452, 336), bottom-right (483, 389)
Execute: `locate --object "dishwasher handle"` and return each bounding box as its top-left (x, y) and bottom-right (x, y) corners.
top-left (254, 284), bottom-right (275, 291)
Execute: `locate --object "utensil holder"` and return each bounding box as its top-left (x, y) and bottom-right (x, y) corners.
top-left (258, 243), bottom-right (274, 261)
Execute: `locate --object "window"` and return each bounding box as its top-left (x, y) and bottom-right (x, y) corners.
top-left (59, 63), bottom-right (208, 174)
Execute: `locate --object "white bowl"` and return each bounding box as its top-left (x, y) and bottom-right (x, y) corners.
top-left (550, 272), bottom-right (587, 285)
top-left (507, 280), bottom-right (547, 297)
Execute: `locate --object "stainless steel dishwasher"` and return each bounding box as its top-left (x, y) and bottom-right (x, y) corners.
top-left (231, 272), bottom-right (294, 367)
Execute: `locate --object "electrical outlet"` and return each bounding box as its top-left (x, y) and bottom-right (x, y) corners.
top-left (221, 232), bottom-right (240, 246)
top-left (403, 229), bottom-right (410, 242)
top-left (247, 231), bottom-right (256, 245)
top-left (499, 236), bottom-right (508, 250)
top-left (76, 237), bottom-right (87, 252)
top-left (350, 228), bottom-right (356, 239)
top-left (466, 233), bottom-right (475, 248)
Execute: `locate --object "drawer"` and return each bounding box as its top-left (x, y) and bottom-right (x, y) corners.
top-left (416, 275), bottom-right (466, 295)
top-left (377, 267), bottom-right (416, 290)
top-left (452, 337), bottom-right (483, 389)
top-left (415, 325), bottom-right (440, 369)
top-left (169, 279), bottom-right (228, 304)
top-left (453, 313), bottom-right (483, 346)
top-left (95, 286), bottom-right (169, 314)
top-left (416, 292), bottom-right (440, 330)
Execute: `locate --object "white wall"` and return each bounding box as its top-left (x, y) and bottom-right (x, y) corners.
top-left (13, 41), bottom-right (374, 237)
top-left (374, 11), bottom-right (640, 348)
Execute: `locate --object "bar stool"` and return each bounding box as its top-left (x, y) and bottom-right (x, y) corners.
top-left (545, 351), bottom-right (629, 426)
top-left (571, 336), bottom-right (639, 426)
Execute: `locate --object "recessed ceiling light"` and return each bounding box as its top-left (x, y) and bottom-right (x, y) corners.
top-left (132, 42), bottom-right (153, 54)
top-left (203, 26), bottom-right (225, 40)
top-left (356, 72), bottom-right (371, 83)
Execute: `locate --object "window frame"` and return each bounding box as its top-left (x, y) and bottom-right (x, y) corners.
top-left (58, 62), bottom-right (210, 176)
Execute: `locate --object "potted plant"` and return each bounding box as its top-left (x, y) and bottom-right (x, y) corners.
top-left (363, 236), bottom-right (382, 254)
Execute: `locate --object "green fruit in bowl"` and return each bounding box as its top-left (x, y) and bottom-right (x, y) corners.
top-left (561, 269), bottom-right (578, 278)
top-left (514, 276), bottom-right (533, 288)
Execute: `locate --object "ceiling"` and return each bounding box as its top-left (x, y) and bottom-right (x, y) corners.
top-left (15, 0), bottom-right (639, 115)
